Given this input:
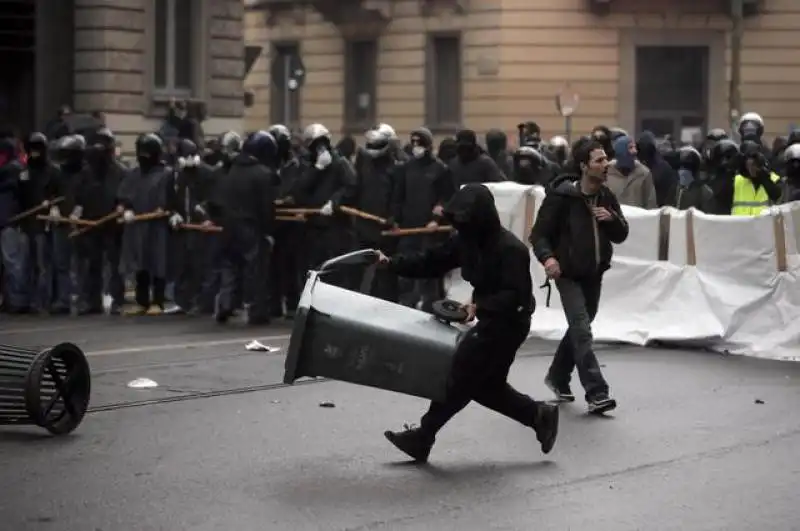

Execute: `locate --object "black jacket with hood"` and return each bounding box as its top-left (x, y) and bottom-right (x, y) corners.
top-left (485, 129), bottom-right (514, 178)
top-left (449, 151), bottom-right (506, 185)
top-left (637, 131), bottom-right (676, 207)
top-left (529, 174), bottom-right (629, 279)
top-left (389, 183), bottom-right (534, 322)
top-left (207, 153), bottom-right (276, 236)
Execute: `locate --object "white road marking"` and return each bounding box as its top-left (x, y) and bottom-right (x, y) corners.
top-left (85, 334), bottom-right (292, 356)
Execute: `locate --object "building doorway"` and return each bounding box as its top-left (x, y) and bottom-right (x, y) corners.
top-left (0, 0), bottom-right (36, 135)
top-left (635, 46), bottom-right (709, 144)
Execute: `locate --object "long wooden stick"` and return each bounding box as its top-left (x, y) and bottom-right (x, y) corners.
top-left (180, 223), bottom-right (222, 233)
top-left (276, 207), bottom-right (320, 215)
top-left (339, 206), bottom-right (388, 225)
top-left (276, 215), bottom-right (306, 222)
top-left (36, 215), bottom-right (96, 227)
top-left (69, 210), bottom-right (122, 238)
top-left (10, 197), bottom-right (65, 223)
top-left (129, 211), bottom-right (171, 222)
top-left (381, 225), bottom-right (453, 236)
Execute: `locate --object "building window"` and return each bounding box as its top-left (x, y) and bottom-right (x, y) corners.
top-left (344, 40), bottom-right (378, 132)
top-left (270, 42), bottom-right (301, 128)
top-left (425, 34), bottom-right (462, 131)
top-left (154, 0), bottom-right (193, 95)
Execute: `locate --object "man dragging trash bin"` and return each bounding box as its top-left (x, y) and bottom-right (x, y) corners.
top-left (376, 183), bottom-right (559, 463)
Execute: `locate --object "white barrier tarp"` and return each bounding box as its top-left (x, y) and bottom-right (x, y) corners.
top-left (444, 182), bottom-right (800, 361)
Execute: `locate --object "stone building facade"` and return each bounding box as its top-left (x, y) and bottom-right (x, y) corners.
top-left (24, 0), bottom-right (245, 153)
top-left (243, 0), bottom-right (800, 145)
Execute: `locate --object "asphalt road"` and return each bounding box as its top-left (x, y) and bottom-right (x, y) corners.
top-left (1, 314), bottom-right (799, 531)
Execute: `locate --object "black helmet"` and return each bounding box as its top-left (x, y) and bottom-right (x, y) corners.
top-left (24, 132), bottom-right (48, 153)
top-left (678, 146), bottom-right (702, 174)
top-left (58, 134), bottom-right (86, 152)
top-left (706, 128), bottom-right (728, 142)
top-left (242, 130), bottom-right (277, 167)
top-left (135, 133), bottom-right (163, 157)
top-left (710, 138), bottom-right (739, 169)
top-left (218, 130), bottom-right (243, 157)
top-left (268, 124), bottom-right (292, 162)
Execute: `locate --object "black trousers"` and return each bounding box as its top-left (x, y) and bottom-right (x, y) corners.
top-left (134, 271), bottom-right (165, 308)
top-left (396, 233), bottom-right (443, 312)
top-left (419, 317), bottom-right (539, 439)
top-left (268, 225), bottom-right (305, 315)
top-left (217, 224), bottom-right (270, 322)
top-left (359, 237), bottom-right (398, 302)
top-left (548, 276), bottom-right (610, 401)
top-left (77, 230), bottom-right (124, 310)
top-left (171, 232), bottom-right (207, 310)
top-left (304, 225), bottom-right (357, 291)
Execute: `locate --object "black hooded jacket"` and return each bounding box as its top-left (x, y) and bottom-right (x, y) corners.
top-left (389, 184), bottom-right (534, 322)
top-left (352, 151), bottom-right (401, 242)
top-left (207, 153), bottom-right (276, 235)
top-left (391, 153), bottom-right (455, 228)
top-left (20, 155), bottom-right (59, 233)
top-left (637, 132), bottom-right (676, 207)
top-left (486, 129), bottom-right (514, 178)
top-left (294, 154), bottom-right (357, 229)
top-left (75, 158), bottom-right (128, 220)
top-left (529, 175), bottom-right (629, 279)
top-left (449, 151), bottom-right (506, 185)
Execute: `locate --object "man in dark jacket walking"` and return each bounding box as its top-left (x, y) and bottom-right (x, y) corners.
top-left (529, 141), bottom-right (628, 414)
top-left (379, 183), bottom-right (559, 463)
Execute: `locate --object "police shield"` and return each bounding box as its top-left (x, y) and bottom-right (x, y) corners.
top-left (283, 250), bottom-right (466, 402)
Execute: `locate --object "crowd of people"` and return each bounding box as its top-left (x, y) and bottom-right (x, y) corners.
top-left (2, 104), bottom-right (797, 460)
top-left (0, 110), bottom-right (797, 319)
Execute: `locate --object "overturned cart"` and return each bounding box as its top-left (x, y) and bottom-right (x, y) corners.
top-left (0, 342), bottom-right (91, 435)
top-left (283, 249), bottom-right (468, 402)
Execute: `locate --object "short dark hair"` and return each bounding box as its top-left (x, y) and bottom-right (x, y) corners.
top-left (576, 141), bottom-right (606, 166)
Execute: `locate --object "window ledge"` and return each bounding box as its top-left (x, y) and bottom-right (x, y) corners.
top-left (427, 123), bottom-right (462, 136)
top-left (151, 89), bottom-right (193, 103)
top-left (147, 89), bottom-right (196, 118)
top-left (342, 122), bottom-right (375, 136)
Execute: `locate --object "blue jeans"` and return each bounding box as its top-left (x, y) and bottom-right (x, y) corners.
top-left (1, 227), bottom-right (30, 308)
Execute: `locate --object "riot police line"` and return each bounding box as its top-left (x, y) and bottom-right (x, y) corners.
top-left (1, 111), bottom-right (798, 318)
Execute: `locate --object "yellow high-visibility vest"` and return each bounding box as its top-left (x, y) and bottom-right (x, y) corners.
top-left (731, 173), bottom-right (781, 216)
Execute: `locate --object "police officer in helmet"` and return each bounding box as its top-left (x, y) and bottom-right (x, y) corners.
top-left (206, 130), bottom-right (277, 325)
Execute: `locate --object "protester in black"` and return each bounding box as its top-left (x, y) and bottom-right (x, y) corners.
top-left (380, 183), bottom-right (559, 463)
top-left (529, 141), bottom-right (628, 414)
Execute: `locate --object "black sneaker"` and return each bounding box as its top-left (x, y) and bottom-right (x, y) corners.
top-left (213, 295), bottom-right (231, 324)
top-left (588, 395), bottom-right (617, 415)
top-left (544, 376), bottom-right (575, 402)
top-left (533, 403), bottom-right (559, 454)
top-left (384, 424), bottom-right (434, 463)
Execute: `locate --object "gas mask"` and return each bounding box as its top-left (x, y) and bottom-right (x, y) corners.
top-left (411, 146), bottom-right (427, 159)
top-left (315, 147), bottom-right (332, 170)
top-left (178, 155), bottom-right (201, 169)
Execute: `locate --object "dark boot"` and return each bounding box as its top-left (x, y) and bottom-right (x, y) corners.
top-left (384, 425), bottom-right (434, 463)
top-left (532, 403), bottom-right (559, 454)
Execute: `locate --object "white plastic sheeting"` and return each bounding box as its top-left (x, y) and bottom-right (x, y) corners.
top-left (444, 183), bottom-right (800, 361)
